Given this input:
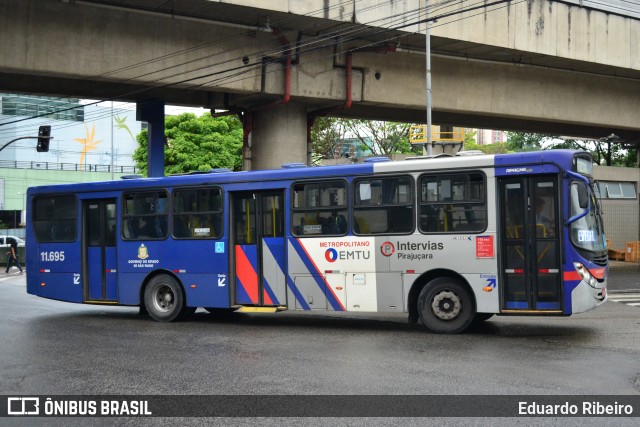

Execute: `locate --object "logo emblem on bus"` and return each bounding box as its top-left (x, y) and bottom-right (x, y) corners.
top-left (380, 242), bottom-right (395, 257)
top-left (325, 248), bottom-right (338, 263)
top-left (137, 244), bottom-right (149, 260)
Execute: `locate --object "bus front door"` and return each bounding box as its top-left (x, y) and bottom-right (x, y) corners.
top-left (500, 177), bottom-right (561, 312)
top-left (231, 191), bottom-right (286, 307)
top-left (83, 199), bottom-right (118, 302)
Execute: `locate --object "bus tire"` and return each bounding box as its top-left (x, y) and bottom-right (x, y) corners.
top-left (144, 274), bottom-right (185, 322)
top-left (417, 277), bottom-right (475, 334)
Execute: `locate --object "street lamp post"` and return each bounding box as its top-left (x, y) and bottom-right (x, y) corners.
top-left (425, 0), bottom-right (433, 156)
top-left (17, 192), bottom-right (23, 228)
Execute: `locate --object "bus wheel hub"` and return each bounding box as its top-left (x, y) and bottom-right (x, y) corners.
top-left (431, 290), bottom-right (461, 321)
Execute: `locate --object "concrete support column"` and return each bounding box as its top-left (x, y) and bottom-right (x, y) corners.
top-left (136, 99), bottom-right (165, 177)
top-left (250, 102), bottom-right (307, 170)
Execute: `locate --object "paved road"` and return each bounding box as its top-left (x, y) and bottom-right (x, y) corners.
top-left (1, 272), bottom-right (639, 426)
top-left (607, 268), bottom-right (640, 292)
top-left (608, 293), bottom-right (640, 308)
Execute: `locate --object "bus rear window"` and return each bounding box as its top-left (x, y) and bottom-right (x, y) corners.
top-left (32, 195), bottom-right (77, 242)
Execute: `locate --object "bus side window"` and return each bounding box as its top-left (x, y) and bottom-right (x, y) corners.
top-left (291, 180), bottom-right (348, 237)
top-left (122, 190), bottom-right (168, 240)
top-left (419, 173), bottom-right (486, 234)
top-left (172, 187), bottom-right (223, 239)
top-left (353, 175), bottom-right (414, 235)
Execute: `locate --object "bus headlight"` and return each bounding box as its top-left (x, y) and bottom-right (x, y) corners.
top-left (573, 262), bottom-right (599, 288)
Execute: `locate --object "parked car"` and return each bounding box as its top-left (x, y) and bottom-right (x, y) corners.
top-left (0, 236), bottom-right (25, 247)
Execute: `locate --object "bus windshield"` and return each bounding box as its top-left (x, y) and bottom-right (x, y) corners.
top-left (569, 182), bottom-right (606, 253)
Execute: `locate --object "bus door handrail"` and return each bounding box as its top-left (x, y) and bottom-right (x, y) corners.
top-left (564, 170), bottom-right (590, 226)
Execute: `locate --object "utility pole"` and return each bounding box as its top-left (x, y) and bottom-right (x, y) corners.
top-left (425, 0), bottom-right (433, 156)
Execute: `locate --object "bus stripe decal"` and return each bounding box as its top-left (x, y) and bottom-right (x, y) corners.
top-left (263, 277), bottom-right (277, 305)
top-left (286, 273), bottom-right (310, 310)
top-left (235, 280), bottom-right (253, 305)
top-left (264, 238), bottom-right (287, 279)
top-left (290, 238), bottom-right (345, 311)
top-left (263, 239), bottom-right (286, 305)
top-left (235, 245), bottom-right (259, 304)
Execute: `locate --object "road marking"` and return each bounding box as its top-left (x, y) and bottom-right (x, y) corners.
top-left (608, 293), bottom-right (640, 308)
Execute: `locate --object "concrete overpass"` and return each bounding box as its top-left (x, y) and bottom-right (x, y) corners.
top-left (1, 0), bottom-right (639, 172)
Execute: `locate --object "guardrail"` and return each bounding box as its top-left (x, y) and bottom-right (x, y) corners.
top-left (0, 160), bottom-right (138, 173)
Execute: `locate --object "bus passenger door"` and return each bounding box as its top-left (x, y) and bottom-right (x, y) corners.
top-left (84, 199), bottom-right (118, 302)
top-left (500, 177), bottom-right (561, 312)
top-left (232, 191), bottom-right (286, 307)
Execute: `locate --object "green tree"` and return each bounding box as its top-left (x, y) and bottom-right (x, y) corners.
top-left (506, 132), bottom-right (550, 152)
top-left (549, 138), bottom-right (636, 166)
top-left (342, 119), bottom-right (415, 156)
top-left (133, 113), bottom-right (243, 175)
top-left (310, 117), bottom-right (347, 160)
top-left (464, 130), bottom-right (509, 154)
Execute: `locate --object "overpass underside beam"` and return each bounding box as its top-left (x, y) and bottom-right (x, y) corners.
top-left (1, 0), bottom-right (640, 169)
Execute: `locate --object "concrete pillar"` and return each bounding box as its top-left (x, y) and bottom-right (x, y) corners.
top-left (136, 99), bottom-right (165, 177)
top-left (250, 103), bottom-right (307, 170)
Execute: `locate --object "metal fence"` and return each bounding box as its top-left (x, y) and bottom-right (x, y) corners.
top-left (601, 202), bottom-right (640, 272)
top-left (0, 159), bottom-right (138, 173)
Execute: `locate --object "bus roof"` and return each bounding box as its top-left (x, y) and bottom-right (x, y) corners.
top-left (27, 149), bottom-right (587, 195)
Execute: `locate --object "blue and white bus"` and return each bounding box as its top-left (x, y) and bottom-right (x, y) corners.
top-left (26, 149), bottom-right (608, 333)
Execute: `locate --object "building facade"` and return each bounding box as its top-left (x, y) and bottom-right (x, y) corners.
top-left (0, 94), bottom-right (142, 229)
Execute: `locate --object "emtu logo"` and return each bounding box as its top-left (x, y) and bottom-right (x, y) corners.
top-left (325, 248), bottom-right (338, 263)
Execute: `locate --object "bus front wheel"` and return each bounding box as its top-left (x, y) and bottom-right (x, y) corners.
top-left (417, 277), bottom-right (475, 334)
top-left (144, 274), bottom-right (186, 322)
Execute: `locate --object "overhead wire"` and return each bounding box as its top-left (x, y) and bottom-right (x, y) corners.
top-left (0, 0), bottom-right (517, 138)
top-left (0, 0), bottom-right (438, 135)
top-left (0, 0), bottom-right (396, 134)
top-left (0, 0), bottom-right (482, 135)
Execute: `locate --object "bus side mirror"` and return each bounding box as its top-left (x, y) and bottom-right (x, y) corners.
top-left (37, 126), bottom-right (51, 152)
top-left (577, 182), bottom-right (588, 209)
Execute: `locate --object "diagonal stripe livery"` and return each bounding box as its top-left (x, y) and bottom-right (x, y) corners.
top-left (289, 238), bottom-right (345, 311)
top-left (235, 245), bottom-right (259, 304)
top-left (262, 238), bottom-right (286, 306)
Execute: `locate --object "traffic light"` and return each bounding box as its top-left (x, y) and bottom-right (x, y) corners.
top-left (37, 125), bottom-right (51, 152)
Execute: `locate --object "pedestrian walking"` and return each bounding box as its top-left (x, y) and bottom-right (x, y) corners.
top-left (5, 237), bottom-right (23, 274)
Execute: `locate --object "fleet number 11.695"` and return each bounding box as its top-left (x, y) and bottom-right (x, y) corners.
top-left (40, 251), bottom-right (65, 262)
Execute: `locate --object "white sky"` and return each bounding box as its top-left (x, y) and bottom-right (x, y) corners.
top-left (80, 100), bottom-right (209, 116)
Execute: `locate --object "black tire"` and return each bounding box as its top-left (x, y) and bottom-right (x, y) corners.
top-left (417, 277), bottom-right (475, 334)
top-left (144, 274), bottom-right (186, 322)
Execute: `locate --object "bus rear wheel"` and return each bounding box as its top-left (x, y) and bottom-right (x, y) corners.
top-left (144, 274), bottom-right (186, 322)
top-left (417, 277), bottom-right (475, 334)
